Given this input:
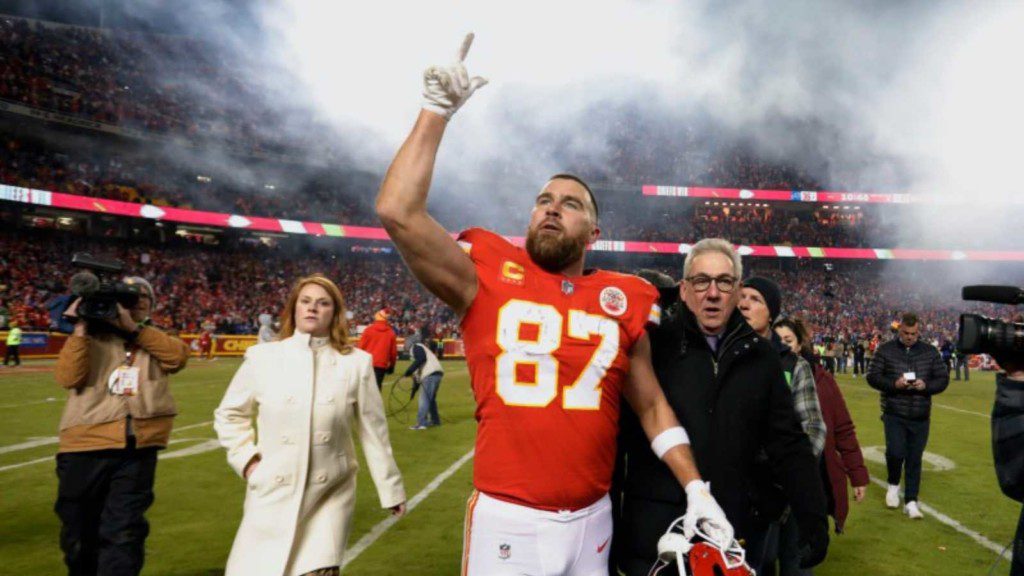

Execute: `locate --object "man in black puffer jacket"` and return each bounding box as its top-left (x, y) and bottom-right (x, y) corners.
top-left (867, 312), bottom-right (949, 519)
top-left (612, 240), bottom-right (828, 575)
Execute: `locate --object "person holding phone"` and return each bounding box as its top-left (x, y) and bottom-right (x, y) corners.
top-left (867, 313), bottom-right (949, 519)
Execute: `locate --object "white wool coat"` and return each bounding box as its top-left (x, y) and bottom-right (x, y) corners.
top-left (214, 332), bottom-right (405, 575)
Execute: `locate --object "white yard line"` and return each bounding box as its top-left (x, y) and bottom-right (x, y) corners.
top-left (0, 436), bottom-right (58, 455)
top-left (0, 455), bottom-right (52, 473)
top-left (867, 476), bottom-right (1011, 560)
top-left (838, 383), bottom-right (989, 418)
top-left (933, 403), bottom-right (989, 418)
top-left (160, 439), bottom-right (221, 460)
top-left (0, 420), bottom-right (214, 473)
top-left (341, 449), bottom-right (475, 569)
top-left (174, 420), bottom-right (214, 432)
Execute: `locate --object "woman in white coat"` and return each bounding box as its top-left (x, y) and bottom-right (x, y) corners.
top-left (215, 274), bottom-right (406, 576)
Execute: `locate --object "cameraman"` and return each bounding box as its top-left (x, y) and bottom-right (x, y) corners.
top-left (54, 277), bottom-right (190, 576)
top-left (994, 354), bottom-right (1024, 575)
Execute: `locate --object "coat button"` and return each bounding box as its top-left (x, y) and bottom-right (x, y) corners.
top-left (286, 395), bottom-right (295, 404)
top-left (281, 434), bottom-right (290, 443)
top-left (274, 475), bottom-right (284, 484)
top-left (326, 395), bottom-right (334, 402)
top-left (316, 473), bottom-right (327, 483)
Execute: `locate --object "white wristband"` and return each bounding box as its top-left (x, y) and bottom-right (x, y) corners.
top-left (651, 426), bottom-right (690, 459)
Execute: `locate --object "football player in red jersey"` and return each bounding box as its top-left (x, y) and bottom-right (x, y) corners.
top-left (376, 34), bottom-right (731, 576)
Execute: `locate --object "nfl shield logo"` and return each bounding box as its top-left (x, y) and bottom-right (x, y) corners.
top-left (561, 280), bottom-right (574, 295)
top-left (499, 543), bottom-right (511, 560)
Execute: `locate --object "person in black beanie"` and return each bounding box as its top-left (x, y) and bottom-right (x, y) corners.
top-left (739, 277), bottom-right (826, 575)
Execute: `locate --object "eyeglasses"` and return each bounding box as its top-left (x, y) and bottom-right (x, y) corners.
top-left (685, 274), bottom-right (738, 293)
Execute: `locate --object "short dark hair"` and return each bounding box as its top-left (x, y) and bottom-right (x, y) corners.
top-left (549, 173), bottom-right (599, 222)
top-left (900, 313), bottom-right (919, 328)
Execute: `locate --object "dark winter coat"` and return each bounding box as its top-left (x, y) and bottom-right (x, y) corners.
top-left (612, 304), bottom-right (828, 571)
top-left (867, 338), bottom-right (949, 420)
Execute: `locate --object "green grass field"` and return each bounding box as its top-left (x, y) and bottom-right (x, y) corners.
top-left (0, 358), bottom-right (1017, 575)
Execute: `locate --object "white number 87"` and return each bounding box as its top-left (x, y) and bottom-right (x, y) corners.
top-left (495, 300), bottom-right (620, 410)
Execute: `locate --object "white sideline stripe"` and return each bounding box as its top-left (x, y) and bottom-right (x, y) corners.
top-left (933, 403), bottom-right (989, 418)
top-left (0, 455), bottom-right (51, 472)
top-left (868, 476), bottom-right (1011, 560)
top-left (175, 420), bottom-right (214, 432)
top-left (341, 449), bottom-right (475, 569)
top-left (0, 420), bottom-right (214, 472)
top-left (160, 439), bottom-right (221, 460)
top-left (838, 382), bottom-right (990, 418)
top-left (0, 436), bottom-right (58, 455)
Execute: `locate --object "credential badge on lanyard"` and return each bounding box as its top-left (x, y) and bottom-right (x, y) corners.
top-left (108, 344), bottom-right (141, 396)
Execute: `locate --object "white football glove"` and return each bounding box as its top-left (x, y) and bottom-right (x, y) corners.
top-left (422, 33), bottom-right (489, 120)
top-left (683, 480), bottom-right (734, 549)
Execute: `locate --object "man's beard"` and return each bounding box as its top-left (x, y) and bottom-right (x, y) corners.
top-left (525, 228), bottom-right (588, 273)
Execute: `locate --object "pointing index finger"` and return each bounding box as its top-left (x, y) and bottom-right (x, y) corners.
top-left (457, 33), bottom-right (475, 62)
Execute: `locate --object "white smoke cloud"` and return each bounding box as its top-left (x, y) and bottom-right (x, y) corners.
top-left (117, 0), bottom-right (1024, 258)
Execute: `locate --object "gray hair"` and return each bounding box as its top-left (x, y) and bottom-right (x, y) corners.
top-left (683, 238), bottom-right (743, 279)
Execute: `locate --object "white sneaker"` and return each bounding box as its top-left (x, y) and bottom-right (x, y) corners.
top-left (885, 484), bottom-right (900, 508)
top-left (904, 501), bottom-right (924, 519)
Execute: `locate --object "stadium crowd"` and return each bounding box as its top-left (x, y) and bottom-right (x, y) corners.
top-left (0, 228), bottom-right (460, 339)
top-left (0, 16), bottom-right (302, 154)
top-left (0, 227), bottom-right (1006, 352)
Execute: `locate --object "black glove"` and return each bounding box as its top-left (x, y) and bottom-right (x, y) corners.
top-left (386, 364), bottom-right (395, 375)
top-left (798, 525), bottom-right (829, 568)
top-left (409, 380), bottom-right (421, 401)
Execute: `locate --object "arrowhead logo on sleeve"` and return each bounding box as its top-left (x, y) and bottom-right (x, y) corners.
top-left (599, 286), bottom-right (628, 317)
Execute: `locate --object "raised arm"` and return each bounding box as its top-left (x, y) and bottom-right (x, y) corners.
top-left (375, 34), bottom-right (487, 316)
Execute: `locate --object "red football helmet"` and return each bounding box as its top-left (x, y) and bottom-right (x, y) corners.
top-left (649, 518), bottom-right (755, 576)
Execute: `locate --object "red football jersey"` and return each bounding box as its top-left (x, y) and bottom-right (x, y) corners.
top-left (457, 228), bottom-right (661, 511)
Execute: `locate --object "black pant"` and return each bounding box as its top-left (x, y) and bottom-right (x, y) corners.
top-left (745, 523), bottom-right (779, 575)
top-left (55, 448), bottom-right (158, 576)
top-left (882, 414), bottom-right (930, 502)
top-left (613, 496), bottom-right (686, 576)
top-left (955, 358), bottom-right (970, 381)
top-left (854, 357), bottom-right (865, 375)
top-left (373, 367), bottom-right (387, 390)
top-left (3, 344), bottom-right (19, 366)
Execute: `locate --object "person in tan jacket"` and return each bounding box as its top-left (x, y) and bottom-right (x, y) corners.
top-left (54, 276), bottom-right (189, 576)
top-left (215, 274), bottom-right (406, 576)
